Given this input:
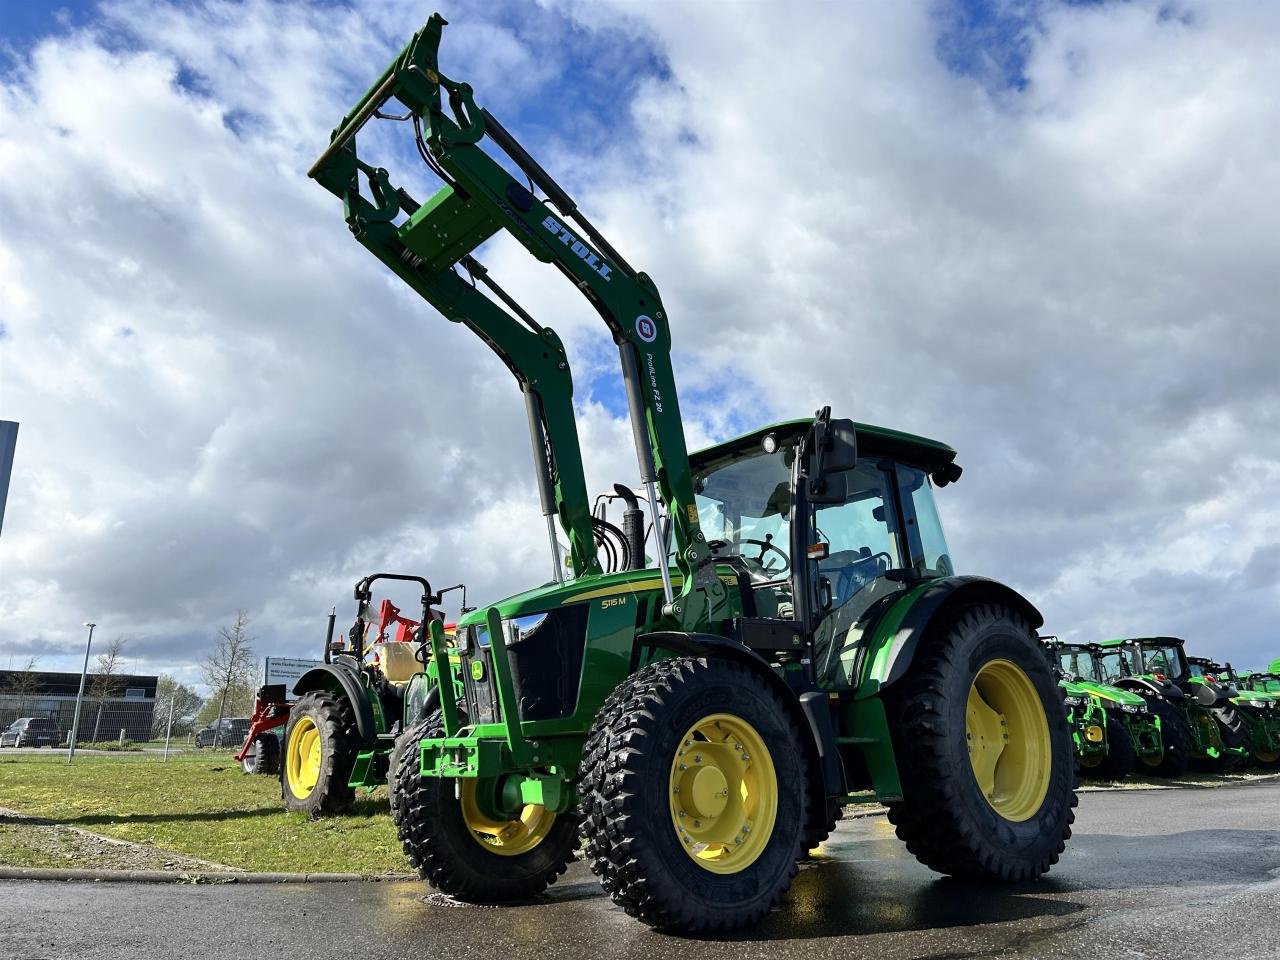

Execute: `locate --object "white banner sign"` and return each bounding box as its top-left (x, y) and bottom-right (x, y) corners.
top-left (262, 657), bottom-right (324, 693)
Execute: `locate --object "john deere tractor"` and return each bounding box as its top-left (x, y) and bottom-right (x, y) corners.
top-left (1046, 640), bottom-right (1165, 779)
top-left (271, 573), bottom-right (466, 816)
top-left (1186, 657), bottom-right (1280, 767)
top-left (1241, 670), bottom-right (1280, 695)
top-left (309, 14), bottom-right (1076, 933)
top-left (1096, 637), bottom-right (1247, 771)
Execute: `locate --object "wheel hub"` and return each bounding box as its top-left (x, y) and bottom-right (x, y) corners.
top-left (965, 659), bottom-right (1052, 822)
top-left (668, 713), bottom-right (777, 874)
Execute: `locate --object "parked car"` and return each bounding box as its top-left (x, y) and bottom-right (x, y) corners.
top-left (0, 717), bottom-right (62, 748)
top-left (195, 718), bottom-right (251, 749)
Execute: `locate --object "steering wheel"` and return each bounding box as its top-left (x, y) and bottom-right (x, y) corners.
top-left (738, 536), bottom-right (790, 577)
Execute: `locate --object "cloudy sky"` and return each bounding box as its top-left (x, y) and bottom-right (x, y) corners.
top-left (1, 0), bottom-right (1277, 692)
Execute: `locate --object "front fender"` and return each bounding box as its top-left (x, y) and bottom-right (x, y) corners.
top-left (852, 575), bottom-right (1044, 698)
top-left (293, 664), bottom-right (377, 746)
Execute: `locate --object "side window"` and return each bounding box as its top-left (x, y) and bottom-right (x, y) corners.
top-left (813, 460), bottom-right (900, 612)
top-left (897, 466), bottom-right (954, 576)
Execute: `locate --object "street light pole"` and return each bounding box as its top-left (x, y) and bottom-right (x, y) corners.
top-left (67, 622), bottom-right (96, 763)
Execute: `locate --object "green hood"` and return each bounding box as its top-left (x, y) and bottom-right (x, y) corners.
top-left (1060, 677), bottom-right (1146, 707)
top-left (455, 565), bottom-right (728, 626)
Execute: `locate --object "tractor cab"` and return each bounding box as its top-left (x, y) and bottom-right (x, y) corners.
top-left (688, 417), bottom-right (961, 687)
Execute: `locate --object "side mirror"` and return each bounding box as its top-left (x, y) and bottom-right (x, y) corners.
top-left (825, 419), bottom-right (858, 473)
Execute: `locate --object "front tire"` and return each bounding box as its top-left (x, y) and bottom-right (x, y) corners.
top-left (885, 604), bottom-right (1076, 881)
top-left (579, 657), bottom-right (807, 933)
top-left (1140, 699), bottom-right (1191, 777)
top-left (281, 691), bottom-right (358, 817)
top-left (392, 711), bottom-right (577, 903)
top-left (1089, 712), bottom-right (1136, 781)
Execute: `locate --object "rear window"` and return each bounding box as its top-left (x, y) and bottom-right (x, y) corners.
top-left (29, 719), bottom-right (58, 731)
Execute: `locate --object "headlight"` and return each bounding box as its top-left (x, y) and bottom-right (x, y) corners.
top-left (1249, 699), bottom-right (1268, 709)
top-left (1063, 695), bottom-right (1087, 707)
top-left (1119, 703), bottom-right (1144, 714)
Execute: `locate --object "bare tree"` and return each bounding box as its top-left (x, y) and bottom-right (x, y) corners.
top-left (152, 675), bottom-right (205, 740)
top-left (2, 656), bottom-right (41, 725)
top-left (202, 611), bottom-right (256, 748)
top-left (89, 637), bottom-right (127, 743)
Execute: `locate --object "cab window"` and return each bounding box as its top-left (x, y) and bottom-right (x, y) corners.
top-left (896, 466), bottom-right (954, 576)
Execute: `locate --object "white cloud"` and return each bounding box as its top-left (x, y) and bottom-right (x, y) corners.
top-left (1, 0), bottom-right (1277, 686)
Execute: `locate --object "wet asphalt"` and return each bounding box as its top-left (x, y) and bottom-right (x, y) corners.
top-left (2, 780), bottom-right (1278, 960)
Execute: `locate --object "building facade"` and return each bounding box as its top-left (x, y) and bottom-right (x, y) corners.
top-left (0, 671), bottom-right (158, 742)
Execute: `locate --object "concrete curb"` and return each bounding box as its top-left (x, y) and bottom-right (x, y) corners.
top-left (0, 867), bottom-right (417, 884)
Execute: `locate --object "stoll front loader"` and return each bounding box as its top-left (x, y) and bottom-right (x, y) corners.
top-left (1046, 639), bottom-right (1166, 779)
top-left (309, 14), bottom-right (1076, 933)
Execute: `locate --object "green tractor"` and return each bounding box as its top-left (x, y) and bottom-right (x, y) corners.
top-left (309, 14), bottom-right (1077, 933)
top-left (1096, 637), bottom-right (1248, 772)
top-left (263, 574), bottom-right (466, 816)
top-left (1241, 670), bottom-right (1280, 695)
top-left (1046, 640), bottom-right (1165, 779)
top-left (1186, 657), bottom-right (1280, 768)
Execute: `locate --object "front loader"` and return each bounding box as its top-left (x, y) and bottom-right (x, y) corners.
top-left (309, 13), bottom-right (1076, 933)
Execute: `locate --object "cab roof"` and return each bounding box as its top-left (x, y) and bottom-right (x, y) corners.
top-left (1097, 637), bottom-right (1186, 648)
top-left (690, 418), bottom-right (957, 474)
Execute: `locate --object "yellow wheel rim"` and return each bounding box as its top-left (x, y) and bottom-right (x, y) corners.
top-left (966, 659), bottom-right (1051, 822)
top-left (458, 780), bottom-right (555, 857)
top-left (286, 716), bottom-right (322, 800)
top-left (668, 713), bottom-right (777, 874)
top-left (1078, 752), bottom-right (1103, 768)
top-left (1255, 749), bottom-right (1280, 764)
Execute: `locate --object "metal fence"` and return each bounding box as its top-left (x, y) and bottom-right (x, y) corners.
top-left (0, 695), bottom-right (156, 743)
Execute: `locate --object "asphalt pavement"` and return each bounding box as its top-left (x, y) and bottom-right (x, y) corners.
top-left (2, 781), bottom-right (1278, 960)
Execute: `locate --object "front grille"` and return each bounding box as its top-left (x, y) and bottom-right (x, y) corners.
top-left (453, 604), bottom-right (590, 727)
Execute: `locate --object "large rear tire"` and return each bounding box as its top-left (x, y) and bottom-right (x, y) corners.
top-left (281, 691), bottom-right (358, 817)
top-left (885, 604), bottom-right (1076, 881)
top-left (579, 657), bottom-right (807, 933)
top-left (392, 711), bottom-right (576, 903)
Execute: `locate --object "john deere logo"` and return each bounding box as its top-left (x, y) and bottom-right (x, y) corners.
top-left (635, 314), bottom-right (657, 343)
top-left (470, 660), bottom-right (486, 681)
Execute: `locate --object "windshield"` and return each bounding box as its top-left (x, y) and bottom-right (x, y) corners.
top-left (1058, 648), bottom-right (1095, 681)
top-left (1096, 648), bottom-right (1134, 683)
top-left (1141, 643), bottom-right (1185, 678)
top-left (695, 445), bottom-right (795, 580)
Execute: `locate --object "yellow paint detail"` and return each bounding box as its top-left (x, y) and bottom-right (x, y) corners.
top-left (458, 780), bottom-right (555, 857)
top-left (286, 716), bottom-right (322, 800)
top-left (561, 573), bottom-right (738, 605)
top-left (687, 504), bottom-right (700, 524)
top-left (1085, 725), bottom-right (1105, 743)
top-left (965, 659), bottom-right (1052, 823)
top-left (668, 712), bottom-right (777, 874)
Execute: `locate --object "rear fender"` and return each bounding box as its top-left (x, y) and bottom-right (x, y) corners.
top-left (293, 664), bottom-right (377, 746)
top-left (852, 575), bottom-right (1044, 698)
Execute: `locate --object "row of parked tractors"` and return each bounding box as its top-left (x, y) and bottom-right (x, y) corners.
top-left (1049, 637), bottom-right (1280, 779)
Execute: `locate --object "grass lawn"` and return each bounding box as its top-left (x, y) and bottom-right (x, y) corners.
top-left (0, 752), bottom-right (409, 874)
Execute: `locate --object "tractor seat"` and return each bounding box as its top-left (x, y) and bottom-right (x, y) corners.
top-left (374, 641), bottom-right (420, 684)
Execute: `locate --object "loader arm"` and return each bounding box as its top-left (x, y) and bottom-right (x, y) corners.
top-left (309, 13), bottom-right (725, 625)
